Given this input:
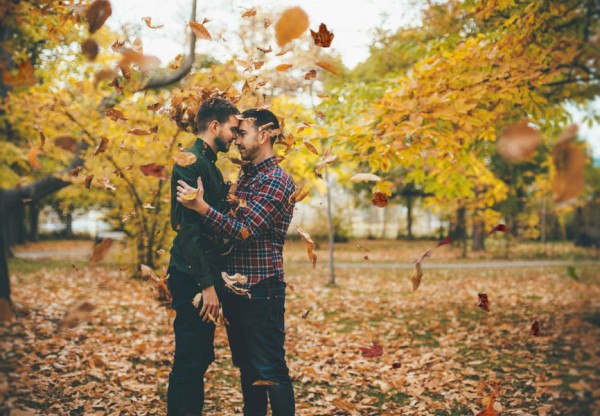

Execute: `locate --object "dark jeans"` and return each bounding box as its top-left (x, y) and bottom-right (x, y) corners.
top-left (223, 278), bottom-right (295, 416)
top-left (167, 267), bottom-right (223, 416)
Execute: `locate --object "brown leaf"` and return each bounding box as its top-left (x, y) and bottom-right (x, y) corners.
top-left (128, 128), bottom-right (153, 135)
top-left (105, 108), bottom-right (127, 121)
top-left (496, 120), bottom-right (541, 163)
top-left (119, 49), bottom-right (161, 72)
top-left (1, 60), bottom-right (37, 87)
top-left (84, 175), bottom-right (94, 189)
top-left (301, 309), bottom-right (310, 319)
top-left (140, 163), bottom-right (167, 179)
top-left (142, 16), bottom-right (164, 29)
top-left (140, 264), bottom-right (157, 280)
top-left (59, 301), bottom-right (95, 329)
top-left (315, 61), bottom-right (341, 76)
top-left (111, 39), bottom-right (125, 53)
top-left (530, 320), bottom-right (540, 336)
top-left (304, 69), bottom-right (317, 80)
top-left (70, 166), bottom-right (83, 176)
top-left (356, 244), bottom-right (371, 252)
top-left (476, 385), bottom-right (500, 416)
top-left (257, 45), bottom-right (272, 54)
top-left (489, 224), bottom-right (508, 235)
top-left (358, 342), bottom-right (383, 358)
top-left (98, 176), bottom-right (116, 190)
top-left (54, 136), bottom-right (78, 152)
top-left (173, 152), bottom-right (197, 167)
top-left (289, 180), bottom-right (306, 203)
top-left (28, 147), bottom-right (43, 170)
top-left (0, 298), bottom-right (14, 323)
top-left (81, 38), bottom-right (99, 61)
top-left (86, 0), bottom-right (112, 34)
top-left (275, 64), bottom-right (293, 72)
top-left (147, 102), bottom-right (162, 111)
top-left (253, 380), bottom-right (279, 386)
top-left (93, 136), bottom-right (109, 155)
top-left (89, 238), bottom-right (113, 264)
top-left (371, 191), bottom-right (389, 208)
top-left (241, 8), bottom-right (257, 18)
top-left (132, 36), bottom-right (143, 53)
top-left (274, 7), bottom-right (309, 47)
top-left (552, 140), bottom-right (587, 203)
top-left (189, 21), bottom-right (212, 41)
top-left (310, 23), bottom-right (334, 47)
top-left (314, 155), bottom-right (337, 178)
top-left (478, 293), bottom-right (490, 312)
top-left (410, 261), bottom-right (423, 291)
top-left (297, 227), bottom-right (317, 268)
top-left (94, 68), bottom-right (116, 87)
top-left (263, 18), bottom-right (272, 29)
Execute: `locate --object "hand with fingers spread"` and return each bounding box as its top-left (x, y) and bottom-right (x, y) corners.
top-left (199, 285), bottom-right (220, 323)
top-left (176, 177), bottom-right (210, 215)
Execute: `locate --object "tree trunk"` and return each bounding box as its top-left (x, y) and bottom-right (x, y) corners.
top-left (471, 215), bottom-right (485, 251)
top-left (455, 206), bottom-right (468, 258)
top-left (28, 203), bottom-right (39, 241)
top-left (65, 212), bottom-right (73, 238)
top-left (0, 193), bottom-right (11, 302)
top-left (406, 195), bottom-right (414, 240)
top-left (325, 170), bottom-right (335, 286)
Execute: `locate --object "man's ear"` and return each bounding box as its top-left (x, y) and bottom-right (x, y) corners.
top-left (209, 120), bottom-right (220, 134)
top-left (259, 130), bottom-right (270, 144)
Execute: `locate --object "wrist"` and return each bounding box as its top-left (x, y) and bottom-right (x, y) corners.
top-left (197, 201), bottom-right (210, 216)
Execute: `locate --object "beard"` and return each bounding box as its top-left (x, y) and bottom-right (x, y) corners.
top-left (215, 134), bottom-right (231, 152)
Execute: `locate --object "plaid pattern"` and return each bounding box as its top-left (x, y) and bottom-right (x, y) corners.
top-left (203, 156), bottom-right (295, 288)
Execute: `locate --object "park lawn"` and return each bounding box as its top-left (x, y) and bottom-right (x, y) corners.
top-left (1, 255), bottom-right (599, 415)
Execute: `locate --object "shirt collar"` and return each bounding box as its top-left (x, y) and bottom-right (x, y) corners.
top-left (194, 138), bottom-right (217, 163)
top-left (242, 156), bottom-right (278, 175)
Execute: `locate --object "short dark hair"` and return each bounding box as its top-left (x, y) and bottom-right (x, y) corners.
top-left (241, 109), bottom-right (281, 144)
top-left (196, 97), bottom-right (239, 133)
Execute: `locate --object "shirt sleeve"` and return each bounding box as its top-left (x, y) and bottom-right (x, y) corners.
top-left (202, 174), bottom-right (293, 241)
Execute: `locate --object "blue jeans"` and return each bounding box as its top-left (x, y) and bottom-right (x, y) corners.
top-left (223, 278), bottom-right (295, 416)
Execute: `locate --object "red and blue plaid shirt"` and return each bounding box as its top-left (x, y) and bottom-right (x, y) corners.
top-left (203, 156), bottom-right (295, 288)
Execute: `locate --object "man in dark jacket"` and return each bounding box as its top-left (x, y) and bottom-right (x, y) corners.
top-left (167, 97), bottom-right (239, 416)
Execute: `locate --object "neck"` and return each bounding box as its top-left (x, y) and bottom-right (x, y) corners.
top-left (251, 148), bottom-right (274, 165)
top-left (199, 133), bottom-right (218, 153)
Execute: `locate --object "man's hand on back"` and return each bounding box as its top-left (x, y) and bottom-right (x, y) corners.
top-left (199, 285), bottom-right (220, 323)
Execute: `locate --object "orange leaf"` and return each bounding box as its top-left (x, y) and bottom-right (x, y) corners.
top-left (358, 342), bottom-right (383, 358)
top-left (410, 261), bottom-right (423, 291)
top-left (252, 380), bottom-right (279, 386)
top-left (93, 136), bottom-right (109, 156)
top-left (371, 191), bottom-right (389, 208)
top-left (303, 139), bottom-right (318, 155)
top-left (84, 175), bottom-right (94, 189)
top-left (173, 152), bottom-right (197, 167)
top-left (274, 7), bottom-right (309, 47)
top-left (147, 102), bottom-right (162, 111)
top-left (552, 140), bottom-right (587, 203)
top-left (1, 60), bottom-right (37, 87)
top-left (304, 69), bottom-right (317, 80)
top-left (28, 147), bottom-right (43, 170)
top-left (128, 128), bottom-right (153, 135)
top-left (310, 23), bottom-right (334, 47)
top-left (89, 238), bottom-right (113, 264)
top-left (189, 21), bottom-right (212, 41)
top-left (297, 227), bottom-right (317, 268)
top-left (496, 120), bottom-right (541, 163)
top-left (241, 8), bottom-right (257, 18)
top-left (119, 49), bottom-right (161, 72)
top-left (54, 136), bottom-right (78, 152)
top-left (289, 180), bottom-right (306, 203)
top-left (315, 61), bottom-right (340, 76)
top-left (142, 16), bottom-right (164, 29)
top-left (275, 64), bottom-right (293, 72)
top-left (105, 108), bottom-right (127, 121)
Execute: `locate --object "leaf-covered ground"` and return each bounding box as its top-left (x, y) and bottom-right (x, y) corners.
top-left (1, 242), bottom-right (599, 415)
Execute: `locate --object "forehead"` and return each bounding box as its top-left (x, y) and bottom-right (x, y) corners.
top-left (239, 119), bottom-right (256, 130)
top-left (225, 114), bottom-right (240, 126)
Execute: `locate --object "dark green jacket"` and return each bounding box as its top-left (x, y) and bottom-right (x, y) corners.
top-left (169, 138), bottom-right (231, 289)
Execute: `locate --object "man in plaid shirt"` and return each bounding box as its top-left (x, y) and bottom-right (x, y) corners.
top-left (177, 108), bottom-right (296, 415)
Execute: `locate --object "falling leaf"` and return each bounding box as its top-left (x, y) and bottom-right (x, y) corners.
top-left (410, 261), bottom-right (423, 291)
top-left (275, 64), bottom-right (293, 72)
top-left (275, 43), bottom-right (294, 56)
top-left (478, 293), bottom-right (490, 312)
top-left (289, 180), bottom-right (306, 203)
top-left (147, 102), bottom-right (162, 111)
top-left (189, 21), bottom-right (212, 41)
top-left (316, 111), bottom-right (325, 120)
top-left (156, 249), bottom-right (166, 255)
top-left (315, 155), bottom-right (337, 178)
top-left (93, 136), bottom-right (109, 155)
top-left (476, 385), bottom-right (501, 416)
top-left (111, 39), bottom-right (125, 52)
top-left (119, 49), bottom-right (161, 72)
top-left (356, 244), bottom-right (370, 252)
top-left (59, 301), bottom-right (95, 329)
top-left (128, 128), bottom-right (153, 136)
top-left (86, 0), bottom-right (112, 34)
top-left (315, 61), bottom-right (340, 76)
top-left (530, 320), bottom-right (540, 336)
top-left (70, 166), bottom-right (83, 176)
top-left (140, 163), bottom-right (167, 179)
top-left (351, 173), bottom-right (382, 182)
top-left (310, 23), bottom-right (334, 47)
top-left (392, 362), bottom-right (402, 369)
top-left (489, 224), bottom-right (508, 235)
top-left (552, 140), bottom-right (586, 203)
top-left (28, 147), bottom-right (43, 170)
top-left (297, 227), bottom-right (317, 268)
top-left (90, 238), bottom-right (113, 264)
top-left (301, 310), bottom-right (310, 319)
top-left (173, 152), bottom-right (197, 166)
top-left (140, 264), bottom-right (157, 280)
top-left (556, 123), bottom-right (579, 144)
top-left (257, 45), bottom-right (272, 54)
top-left (81, 38), bottom-right (99, 61)
top-left (54, 136), bottom-right (78, 152)
top-left (263, 18), bottom-right (272, 28)
top-left (274, 7), bottom-right (309, 47)
top-left (304, 69), bottom-right (317, 80)
top-left (253, 61), bottom-right (265, 70)
top-left (0, 60), bottom-right (37, 87)
top-left (192, 292), bottom-right (202, 309)
top-left (84, 175), bottom-right (94, 189)
top-left (143, 203), bottom-right (155, 209)
top-left (303, 139), bottom-right (319, 155)
top-left (496, 120), bottom-right (541, 163)
top-left (253, 380), bottom-right (279, 386)
top-left (435, 236), bottom-right (452, 248)
top-left (98, 176), bottom-right (116, 190)
top-left (241, 8), bottom-right (256, 18)
top-left (142, 16), bottom-right (164, 29)
top-left (358, 342), bottom-right (383, 358)
top-left (105, 108), bottom-right (127, 121)
top-left (372, 192), bottom-right (389, 207)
